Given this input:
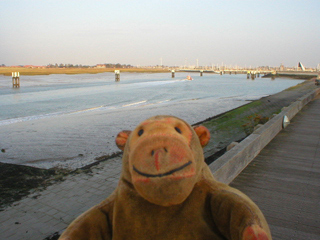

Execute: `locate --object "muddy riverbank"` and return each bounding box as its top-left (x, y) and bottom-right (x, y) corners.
top-left (0, 79), bottom-right (317, 210)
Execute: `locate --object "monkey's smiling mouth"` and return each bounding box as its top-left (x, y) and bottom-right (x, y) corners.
top-left (133, 161), bottom-right (192, 178)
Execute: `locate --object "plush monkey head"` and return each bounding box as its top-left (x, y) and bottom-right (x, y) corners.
top-left (115, 115), bottom-right (210, 206)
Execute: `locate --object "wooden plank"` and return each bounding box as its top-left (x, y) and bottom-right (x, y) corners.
top-left (230, 97), bottom-right (320, 239)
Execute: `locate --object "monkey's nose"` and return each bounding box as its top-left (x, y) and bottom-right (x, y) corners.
top-left (151, 147), bottom-right (168, 156)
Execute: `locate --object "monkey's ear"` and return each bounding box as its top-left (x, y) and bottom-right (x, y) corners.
top-left (115, 130), bottom-right (132, 151)
top-left (193, 126), bottom-right (210, 147)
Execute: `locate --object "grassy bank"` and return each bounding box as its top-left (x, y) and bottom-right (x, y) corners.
top-left (202, 100), bottom-right (263, 131)
top-left (0, 67), bottom-right (170, 76)
top-left (200, 80), bottom-right (317, 162)
top-left (199, 100), bottom-right (269, 162)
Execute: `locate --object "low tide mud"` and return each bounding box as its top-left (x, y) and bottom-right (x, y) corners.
top-left (0, 79), bottom-right (317, 211)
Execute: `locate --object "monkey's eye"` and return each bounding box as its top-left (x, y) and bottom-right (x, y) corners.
top-left (175, 127), bottom-right (182, 134)
top-left (138, 129), bottom-right (144, 136)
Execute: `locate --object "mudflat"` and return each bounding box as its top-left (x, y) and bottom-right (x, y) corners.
top-left (0, 79), bottom-right (318, 210)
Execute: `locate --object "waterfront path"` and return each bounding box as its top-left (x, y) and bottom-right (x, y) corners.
top-left (0, 91), bottom-right (319, 240)
top-left (230, 94), bottom-right (320, 239)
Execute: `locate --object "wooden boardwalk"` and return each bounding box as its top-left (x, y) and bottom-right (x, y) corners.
top-left (230, 95), bottom-right (320, 239)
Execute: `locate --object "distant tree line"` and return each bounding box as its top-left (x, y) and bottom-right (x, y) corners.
top-left (47, 63), bottom-right (91, 68)
top-left (96, 63), bottom-right (134, 68)
top-left (46, 63), bottom-right (134, 68)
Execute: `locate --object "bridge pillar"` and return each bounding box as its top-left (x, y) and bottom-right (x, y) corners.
top-left (171, 70), bottom-right (175, 78)
top-left (251, 72), bottom-right (256, 80)
top-left (115, 70), bottom-right (120, 82)
top-left (12, 72), bottom-right (20, 88)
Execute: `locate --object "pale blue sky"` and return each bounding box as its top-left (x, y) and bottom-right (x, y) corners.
top-left (1, 0), bottom-right (319, 67)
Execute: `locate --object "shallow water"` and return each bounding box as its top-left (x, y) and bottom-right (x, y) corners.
top-left (0, 73), bottom-right (305, 169)
top-left (0, 72), bottom-right (304, 126)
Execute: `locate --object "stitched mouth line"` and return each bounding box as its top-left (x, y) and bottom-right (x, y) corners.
top-left (133, 161), bottom-right (192, 178)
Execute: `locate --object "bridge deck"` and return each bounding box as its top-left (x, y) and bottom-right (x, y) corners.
top-left (230, 95), bottom-right (320, 239)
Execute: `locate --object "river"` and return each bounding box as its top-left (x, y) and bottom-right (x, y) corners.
top-left (0, 72), bottom-right (303, 169)
top-left (0, 72), bottom-right (304, 125)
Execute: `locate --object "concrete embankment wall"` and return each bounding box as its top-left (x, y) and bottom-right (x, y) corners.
top-left (209, 87), bottom-right (320, 184)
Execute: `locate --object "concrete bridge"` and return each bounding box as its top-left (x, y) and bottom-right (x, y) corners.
top-left (178, 68), bottom-right (319, 79)
top-left (178, 68), bottom-right (273, 75)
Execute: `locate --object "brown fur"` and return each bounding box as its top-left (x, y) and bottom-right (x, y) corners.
top-left (59, 115), bottom-right (271, 240)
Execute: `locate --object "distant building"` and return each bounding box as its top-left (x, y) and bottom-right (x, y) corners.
top-left (95, 64), bottom-right (106, 68)
top-left (280, 64), bottom-right (285, 71)
top-left (23, 65), bottom-right (45, 69)
top-left (298, 62), bottom-right (306, 71)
